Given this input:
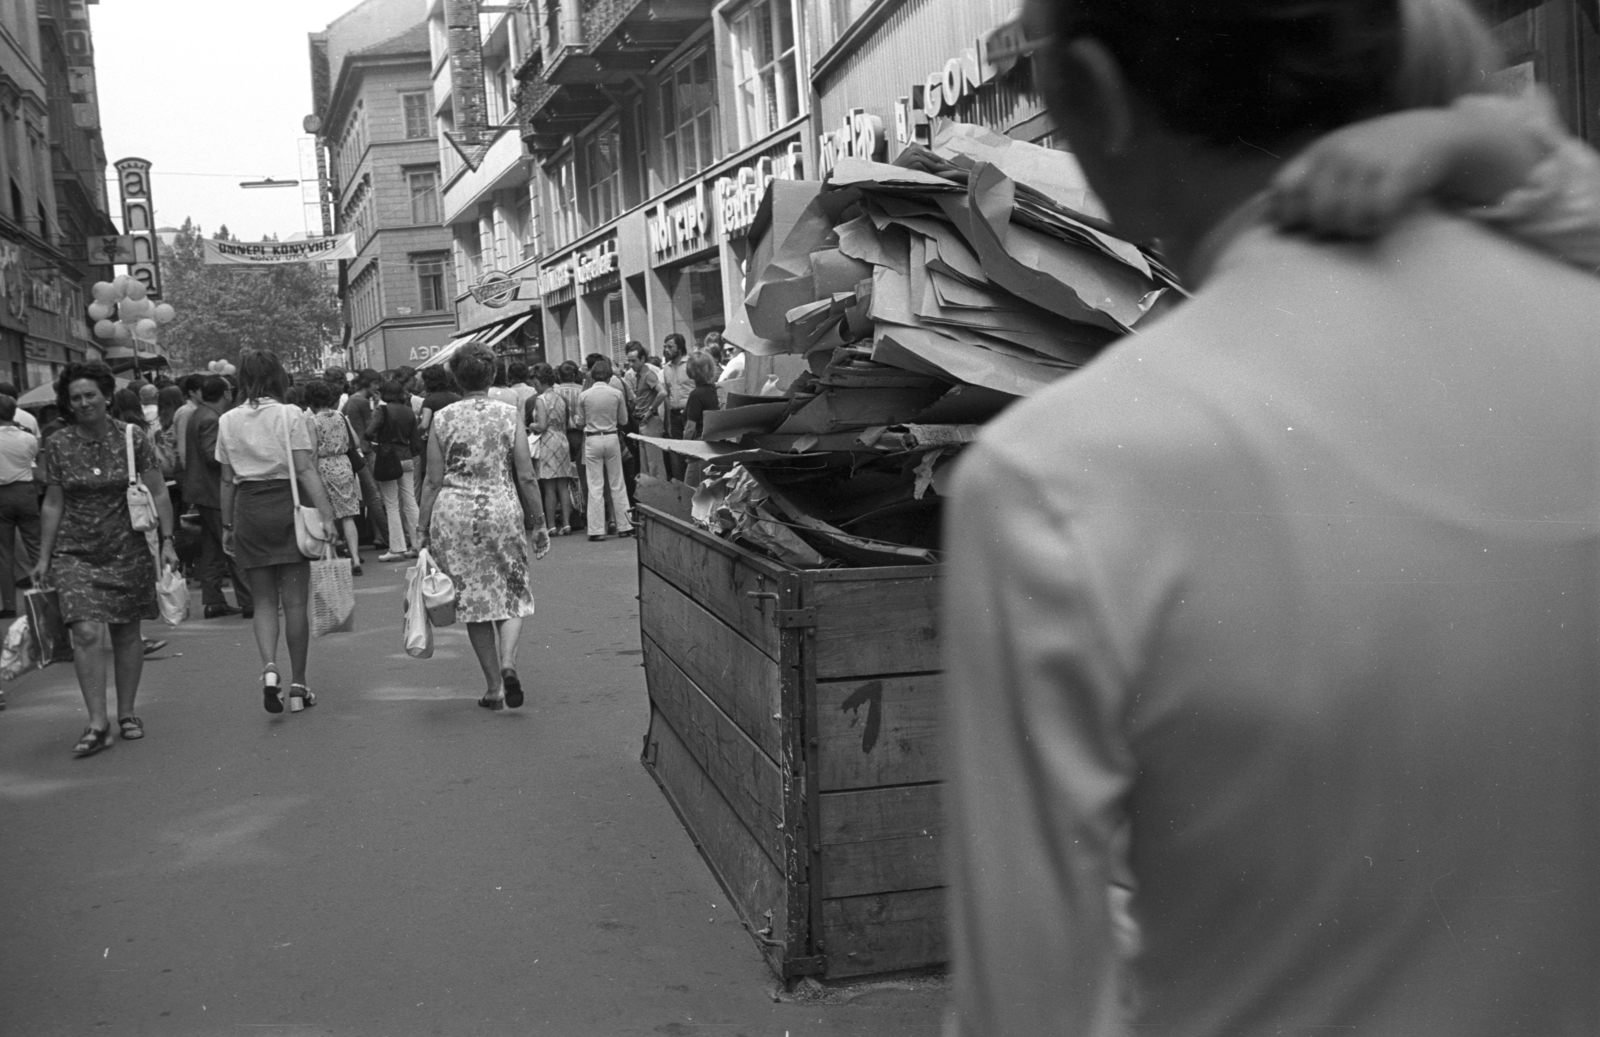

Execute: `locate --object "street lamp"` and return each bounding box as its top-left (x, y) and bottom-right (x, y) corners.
top-left (239, 178), bottom-right (300, 189)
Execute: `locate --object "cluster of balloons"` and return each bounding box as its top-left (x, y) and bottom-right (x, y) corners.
top-left (89, 276), bottom-right (176, 345)
top-left (205, 359), bottom-right (237, 376)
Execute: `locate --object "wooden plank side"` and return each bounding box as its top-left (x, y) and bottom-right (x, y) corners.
top-left (643, 708), bottom-right (794, 978)
top-left (639, 510), bottom-right (787, 661)
top-left (818, 785), bottom-right (944, 899)
top-left (806, 576), bottom-right (942, 679)
top-left (815, 674), bottom-right (943, 791)
top-left (640, 567), bottom-right (783, 761)
top-left (822, 888), bottom-right (947, 978)
top-left (644, 633), bottom-right (785, 870)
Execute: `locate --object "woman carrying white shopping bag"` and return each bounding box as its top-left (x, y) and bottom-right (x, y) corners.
top-left (218, 349), bottom-right (340, 715)
top-left (415, 343), bottom-right (550, 710)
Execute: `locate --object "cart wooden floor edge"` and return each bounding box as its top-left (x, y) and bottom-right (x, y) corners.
top-left (635, 504), bottom-right (947, 982)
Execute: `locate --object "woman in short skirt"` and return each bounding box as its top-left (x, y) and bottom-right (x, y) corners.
top-left (217, 350), bottom-right (338, 715)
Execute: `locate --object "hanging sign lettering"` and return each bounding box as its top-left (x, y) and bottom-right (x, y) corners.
top-left (539, 257), bottom-right (575, 298)
top-left (115, 157), bottom-right (162, 297)
top-left (202, 234), bottom-right (358, 265)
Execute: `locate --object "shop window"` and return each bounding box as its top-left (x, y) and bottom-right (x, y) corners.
top-left (554, 302), bottom-right (579, 362)
top-left (666, 257), bottom-right (725, 345)
top-left (545, 154), bottom-right (580, 249)
top-left (730, 0), bottom-right (800, 146)
top-left (515, 196), bottom-right (537, 260)
top-left (402, 92), bottom-right (433, 139)
top-left (415, 254), bottom-right (447, 312)
top-left (659, 48), bottom-right (719, 186)
top-left (409, 169), bottom-right (441, 225)
top-left (584, 120), bottom-right (622, 226)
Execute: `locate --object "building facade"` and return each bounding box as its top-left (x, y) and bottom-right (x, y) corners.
top-left (311, 0), bottom-right (457, 373)
top-left (425, 0), bottom-right (542, 364)
top-left (1, 0), bottom-right (109, 392)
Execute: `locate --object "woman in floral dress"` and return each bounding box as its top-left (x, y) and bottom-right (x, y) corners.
top-left (526, 362), bottom-right (576, 535)
top-left (304, 379), bottom-right (363, 574)
top-left (417, 343), bottom-right (550, 711)
top-left (33, 362), bottom-right (178, 756)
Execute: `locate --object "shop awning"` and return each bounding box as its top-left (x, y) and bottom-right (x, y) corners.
top-left (480, 311), bottom-right (537, 349)
top-left (416, 311), bottom-right (537, 370)
top-left (101, 346), bottom-right (169, 371)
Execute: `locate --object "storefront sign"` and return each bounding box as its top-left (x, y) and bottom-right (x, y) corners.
top-left (649, 185), bottom-right (713, 262)
top-left (539, 257), bottom-right (574, 297)
top-left (28, 275), bottom-right (62, 314)
top-left (818, 109), bottom-right (887, 177)
top-left (714, 143), bottom-right (805, 241)
top-left (576, 240), bottom-right (617, 289)
top-left (470, 269), bottom-right (522, 308)
top-left (115, 157), bottom-right (162, 297)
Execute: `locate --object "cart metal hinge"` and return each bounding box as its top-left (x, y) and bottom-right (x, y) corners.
top-left (774, 607), bottom-right (817, 629)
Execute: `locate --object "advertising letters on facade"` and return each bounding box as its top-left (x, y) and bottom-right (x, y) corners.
top-left (715, 142), bottom-right (805, 241)
top-left (649, 185), bottom-right (714, 263)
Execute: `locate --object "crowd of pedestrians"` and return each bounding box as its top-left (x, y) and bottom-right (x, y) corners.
top-left (0, 328), bottom-right (732, 752)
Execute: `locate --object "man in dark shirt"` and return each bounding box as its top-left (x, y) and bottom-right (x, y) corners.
top-left (341, 369), bottom-right (387, 550)
top-left (184, 377), bottom-right (252, 618)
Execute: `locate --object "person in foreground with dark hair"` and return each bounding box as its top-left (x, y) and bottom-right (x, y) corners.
top-left (32, 362), bottom-right (177, 755)
top-left (942, 1), bottom-right (1599, 1035)
top-left (416, 343), bottom-right (548, 710)
top-left (217, 349), bottom-right (338, 715)
top-left (185, 376), bottom-right (253, 618)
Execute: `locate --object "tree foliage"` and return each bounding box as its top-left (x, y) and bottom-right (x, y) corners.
top-left (157, 219), bottom-right (341, 374)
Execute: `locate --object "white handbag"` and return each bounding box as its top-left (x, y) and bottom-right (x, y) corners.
top-left (280, 406), bottom-right (328, 558)
top-left (124, 423), bottom-right (159, 532)
top-left (416, 548), bottom-right (458, 627)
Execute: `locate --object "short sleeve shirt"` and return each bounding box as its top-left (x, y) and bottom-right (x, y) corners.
top-left (216, 400), bottom-right (313, 482)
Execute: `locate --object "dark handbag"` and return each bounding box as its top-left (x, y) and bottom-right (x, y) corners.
top-left (23, 586), bottom-right (73, 664)
top-left (371, 405), bottom-right (403, 481)
top-left (342, 415), bottom-right (366, 474)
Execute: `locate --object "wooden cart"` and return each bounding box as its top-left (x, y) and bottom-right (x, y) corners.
top-left (636, 505), bottom-right (946, 982)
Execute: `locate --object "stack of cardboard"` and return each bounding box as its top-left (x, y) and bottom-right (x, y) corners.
top-left (637, 124), bottom-right (1176, 567)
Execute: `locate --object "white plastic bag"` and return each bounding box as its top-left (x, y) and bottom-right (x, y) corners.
top-left (416, 548), bottom-right (458, 628)
top-left (310, 547), bottom-right (355, 637)
top-left (156, 564), bottom-right (190, 626)
top-left (403, 557), bottom-right (433, 659)
top-left (0, 616), bottom-right (37, 683)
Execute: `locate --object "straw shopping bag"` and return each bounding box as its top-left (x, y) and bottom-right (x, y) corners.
top-left (310, 545), bottom-right (355, 637)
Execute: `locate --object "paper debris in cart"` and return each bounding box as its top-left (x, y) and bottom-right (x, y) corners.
top-left (638, 122), bottom-right (1175, 569)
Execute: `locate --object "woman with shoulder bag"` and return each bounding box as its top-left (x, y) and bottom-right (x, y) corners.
top-left (368, 379), bottom-right (419, 563)
top-left (31, 362), bottom-right (178, 756)
top-left (305, 379), bottom-right (365, 575)
top-left (217, 349), bottom-right (339, 715)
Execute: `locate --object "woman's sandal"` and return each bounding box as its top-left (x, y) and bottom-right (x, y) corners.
top-left (477, 693), bottom-right (505, 712)
top-left (502, 669), bottom-right (523, 709)
top-left (117, 716), bottom-right (144, 740)
top-left (72, 725), bottom-right (112, 757)
top-left (288, 684), bottom-right (316, 713)
top-left (263, 668), bottom-right (284, 714)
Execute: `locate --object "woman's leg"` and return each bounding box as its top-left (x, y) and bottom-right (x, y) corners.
top-left (341, 518), bottom-right (362, 566)
top-left (108, 620), bottom-right (143, 720)
top-left (246, 565), bottom-right (281, 670)
top-left (496, 617), bottom-right (523, 672)
top-left (379, 479), bottom-right (405, 553)
top-left (70, 619), bottom-right (108, 730)
top-left (466, 621), bottom-right (503, 696)
top-left (278, 562), bottom-right (312, 686)
top-left (539, 480), bottom-right (560, 531)
top-left (398, 462), bottom-right (419, 549)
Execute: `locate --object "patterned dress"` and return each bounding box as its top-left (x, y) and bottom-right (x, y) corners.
top-left (427, 397), bottom-right (535, 623)
top-left (41, 421), bottom-right (159, 625)
top-left (311, 409), bottom-right (360, 519)
top-left (531, 389), bottom-right (576, 481)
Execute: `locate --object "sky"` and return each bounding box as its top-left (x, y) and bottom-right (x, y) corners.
top-left (94, 0), bottom-right (372, 242)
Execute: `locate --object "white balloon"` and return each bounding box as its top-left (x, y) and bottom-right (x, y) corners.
top-left (87, 302), bottom-right (111, 321)
top-left (112, 274), bottom-right (133, 296)
top-left (153, 303), bottom-right (176, 324)
top-left (120, 298), bottom-right (149, 321)
top-left (92, 281), bottom-right (118, 304)
top-left (124, 280), bottom-right (148, 301)
top-left (135, 318), bottom-right (158, 339)
top-left (93, 319), bottom-right (117, 339)
top-left (112, 322), bottom-right (133, 342)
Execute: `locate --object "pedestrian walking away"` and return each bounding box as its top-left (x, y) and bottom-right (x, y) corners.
top-left (367, 379), bottom-right (420, 562)
top-left (578, 359), bottom-right (633, 541)
top-left (526, 363), bottom-right (576, 536)
top-left (31, 362), bottom-right (178, 756)
top-left (217, 349), bottom-right (339, 715)
top-left (416, 342), bottom-right (549, 711)
top-left (183, 376), bottom-right (254, 618)
top-left (303, 378), bottom-right (365, 575)
top-left (342, 369), bottom-right (388, 551)
top-left (0, 394), bottom-right (41, 618)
